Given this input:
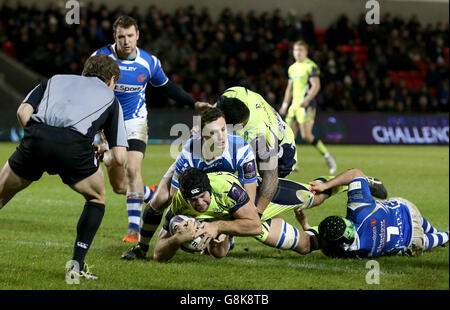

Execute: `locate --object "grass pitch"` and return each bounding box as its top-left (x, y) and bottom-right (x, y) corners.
top-left (0, 143), bottom-right (448, 291)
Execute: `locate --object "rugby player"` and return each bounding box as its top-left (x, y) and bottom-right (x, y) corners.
top-left (304, 169), bottom-right (449, 258)
top-left (216, 86), bottom-right (297, 216)
top-left (121, 108), bottom-right (320, 260)
top-left (279, 40), bottom-right (337, 174)
top-left (0, 55), bottom-right (128, 280)
top-left (91, 15), bottom-right (211, 242)
top-left (153, 169), bottom-right (262, 262)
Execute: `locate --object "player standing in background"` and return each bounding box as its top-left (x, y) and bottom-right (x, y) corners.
top-left (279, 40), bottom-right (337, 174)
top-left (92, 15), bottom-right (211, 243)
top-left (303, 168), bottom-right (449, 258)
top-left (0, 55), bottom-right (128, 280)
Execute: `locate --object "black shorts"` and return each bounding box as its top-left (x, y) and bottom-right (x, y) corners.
top-left (278, 143), bottom-right (297, 178)
top-left (8, 123), bottom-right (99, 185)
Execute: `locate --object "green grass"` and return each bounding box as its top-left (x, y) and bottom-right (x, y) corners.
top-left (0, 143), bottom-right (448, 290)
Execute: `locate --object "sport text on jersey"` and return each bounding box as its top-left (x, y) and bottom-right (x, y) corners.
top-left (115, 84), bottom-right (144, 92)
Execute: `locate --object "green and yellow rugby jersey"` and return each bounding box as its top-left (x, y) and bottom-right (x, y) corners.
top-left (288, 58), bottom-right (320, 106)
top-left (163, 172), bottom-right (251, 229)
top-left (221, 86), bottom-right (291, 154)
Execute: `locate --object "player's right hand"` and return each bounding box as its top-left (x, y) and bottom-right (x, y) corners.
top-left (294, 209), bottom-right (311, 230)
top-left (308, 181), bottom-right (328, 193)
top-left (195, 222), bottom-right (219, 250)
top-left (194, 101), bottom-right (214, 112)
top-left (279, 106), bottom-right (287, 116)
top-left (93, 142), bottom-right (107, 162)
top-left (175, 220), bottom-right (198, 244)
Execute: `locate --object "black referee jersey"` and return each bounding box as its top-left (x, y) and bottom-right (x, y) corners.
top-left (8, 74), bottom-right (128, 184)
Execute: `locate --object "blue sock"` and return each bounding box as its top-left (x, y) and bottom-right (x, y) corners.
top-left (143, 185), bottom-right (156, 204)
top-left (126, 192), bottom-right (143, 232)
top-left (422, 217), bottom-right (438, 234)
top-left (424, 231), bottom-right (449, 250)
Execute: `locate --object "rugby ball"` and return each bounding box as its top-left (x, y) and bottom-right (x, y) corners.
top-left (169, 215), bottom-right (202, 252)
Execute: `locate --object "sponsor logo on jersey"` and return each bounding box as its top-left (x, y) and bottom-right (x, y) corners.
top-left (371, 219), bottom-right (376, 227)
top-left (227, 183), bottom-right (247, 204)
top-left (137, 74), bottom-right (147, 82)
top-left (243, 161), bottom-right (257, 179)
top-left (115, 84), bottom-right (144, 92)
top-left (119, 66), bottom-right (137, 71)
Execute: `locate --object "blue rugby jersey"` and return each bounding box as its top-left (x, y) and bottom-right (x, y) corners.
top-left (171, 133), bottom-right (258, 189)
top-left (92, 44), bottom-right (168, 120)
top-left (346, 178), bottom-right (413, 258)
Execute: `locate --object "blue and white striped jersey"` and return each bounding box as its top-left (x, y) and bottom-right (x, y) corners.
top-left (345, 178), bottom-right (413, 258)
top-left (171, 133), bottom-right (258, 189)
top-left (92, 44), bottom-right (168, 120)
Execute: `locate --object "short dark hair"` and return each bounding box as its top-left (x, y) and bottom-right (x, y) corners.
top-left (113, 15), bottom-right (139, 34)
top-left (179, 168), bottom-right (211, 199)
top-left (82, 54), bottom-right (120, 84)
top-left (216, 97), bottom-right (250, 126)
top-left (200, 107), bottom-right (225, 130)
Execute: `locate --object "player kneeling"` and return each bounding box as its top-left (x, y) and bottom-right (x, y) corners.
top-left (153, 168), bottom-right (262, 262)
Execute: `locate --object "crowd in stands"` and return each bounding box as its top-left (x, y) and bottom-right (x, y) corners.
top-left (0, 0), bottom-right (448, 113)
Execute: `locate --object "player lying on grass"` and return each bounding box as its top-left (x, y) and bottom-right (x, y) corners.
top-left (120, 107), bottom-right (258, 258)
top-left (299, 168), bottom-right (449, 258)
top-left (152, 168), bottom-right (262, 262)
top-left (0, 55), bottom-right (128, 280)
top-left (121, 108), bottom-right (336, 260)
top-left (153, 168), bottom-right (388, 261)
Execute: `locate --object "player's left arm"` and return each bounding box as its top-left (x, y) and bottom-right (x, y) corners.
top-left (102, 98), bottom-right (129, 168)
top-left (17, 103), bottom-right (34, 129)
top-left (148, 55), bottom-right (212, 111)
top-left (301, 67), bottom-right (321, 107)
top-left (18, 80), bottom-right (48, 129)
top-left (252, 135), bottom-right (279, 215)
top-left (309, 169), bottom-right (365, 193)
top-left (256, 164), bottom-right (278, 215)
top-left (196, 199), bottom-right (262, 250)
top-left (243, 182), bottom-right (257, 206)
top-left (159, 80), bottom-right (211, 111)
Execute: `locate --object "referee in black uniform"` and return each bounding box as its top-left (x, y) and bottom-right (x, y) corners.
top-left (0, 54), bottom-right (128, 281)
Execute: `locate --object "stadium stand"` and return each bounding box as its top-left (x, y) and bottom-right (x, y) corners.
top-left (0, 1), bottom-right (448, 114)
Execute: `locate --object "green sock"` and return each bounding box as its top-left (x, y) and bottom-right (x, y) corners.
top-left (312, 138), bottom-right (329, 157)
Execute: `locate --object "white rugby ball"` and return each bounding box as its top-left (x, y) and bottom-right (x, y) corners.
top-left (169, 215), bottom-right (202, 252)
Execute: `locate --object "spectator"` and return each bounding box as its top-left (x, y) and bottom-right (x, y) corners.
top-left (0, 2), bottom-right (447, 113)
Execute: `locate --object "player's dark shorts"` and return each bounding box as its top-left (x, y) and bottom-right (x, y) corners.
top-left (278, 143), bottom-right (297, 178)
top-left (8, 122), bottom-right (99, 185)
